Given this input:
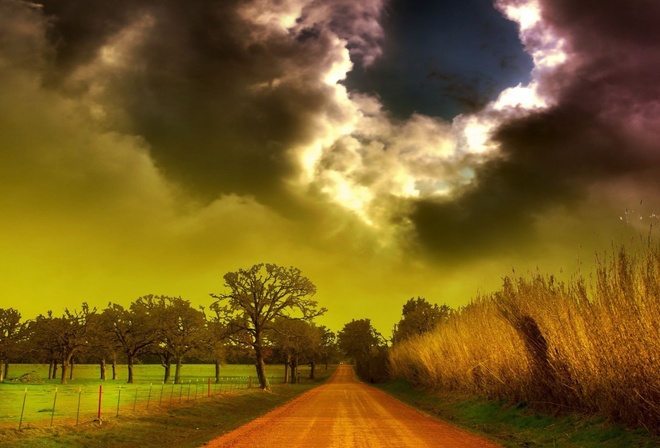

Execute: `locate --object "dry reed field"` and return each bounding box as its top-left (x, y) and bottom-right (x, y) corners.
top-left (389, 241), bottom-right (660, 433)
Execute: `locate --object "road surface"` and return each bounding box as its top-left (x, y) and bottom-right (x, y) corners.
top-left (203, 365), bottom-right (501, 448)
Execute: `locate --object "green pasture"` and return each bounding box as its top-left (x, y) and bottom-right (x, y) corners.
top-left (0, 364), bottom-right (291, 429)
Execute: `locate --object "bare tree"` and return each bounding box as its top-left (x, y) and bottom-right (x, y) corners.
top-left (211, 263), bottom-right (324, 390)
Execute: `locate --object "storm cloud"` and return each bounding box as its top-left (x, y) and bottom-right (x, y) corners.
top-left (2, 0), bottom-right (659, 331)
top-left (410, 0), bottom-right (660, 257)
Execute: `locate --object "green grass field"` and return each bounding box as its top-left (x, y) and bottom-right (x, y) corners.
top-left (0, 363), bottom-right (291, 429)
top-left (0, 365), bottom-right (336, 448)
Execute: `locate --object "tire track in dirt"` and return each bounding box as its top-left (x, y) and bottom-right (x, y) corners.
top-left (203, 365), bottom-right (501, 447)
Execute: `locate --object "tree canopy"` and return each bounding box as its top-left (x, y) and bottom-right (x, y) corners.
top-left (392, 297), bottom-right (450, 344)
top-left (211, 263), bottom-right (325, 390)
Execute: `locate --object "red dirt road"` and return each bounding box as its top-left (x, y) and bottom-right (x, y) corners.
top-left (203, 365), bottom-right (502, 447)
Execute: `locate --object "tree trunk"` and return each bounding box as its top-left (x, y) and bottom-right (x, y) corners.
top-left (127, 354), bottom-right (135, 384)
top-left (48, 360), bottom-right (53, 380)
top-left (161, 352), bottom-right (172, 383)
top-left (100, 358), bottom-right (107, 381)
top-left (2, 361), bottom-right (7, 381)
top-left (61, 359), bottom-right (69, 384)
top-left (69, 358), bottom-right (74, 380)
top-left (0, 360), bottom-right (5, 381)
top-left (290, 356), bottom-right (298, 384)
top-left (253, 341), bottom-right (270, 390)
top-left (309, 360), bottom-right (316, 380)
top-left (52, 360), bottom-right (58, 380)
top-left (112, 354), bottom-right (118, 380)
top-left (283, 353), bottom-right (291, 384)
top-left (174, 358), bottom-right (183, 384)
top-left (215, 361), bottom-right (221, 384)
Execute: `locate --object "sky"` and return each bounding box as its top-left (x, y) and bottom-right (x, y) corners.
top-left (1, 0), bottom-right (660, 336)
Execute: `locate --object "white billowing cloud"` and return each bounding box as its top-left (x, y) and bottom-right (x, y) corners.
top-left (278, 0), bottom-right (573, 231)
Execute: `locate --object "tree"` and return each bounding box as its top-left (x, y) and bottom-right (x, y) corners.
top-left (211, 263), bottom-right (325, 390)
top-left (392, 297), bottom-right (450, 344)
top-left (155, 296), bottom-right (206, 384)
top-left (338, 318), bottom-right (388, 383)
top-left (201, 306), bottom-right (230, 384)
top-left (27, 312), bottom-right (62, 379)
top-left (0, 308), bottom-right (25, 381)
top-left (29, 304), bottom-right (97, 384)
top-left (271, 317), bottom-right (320, 384)
top-left (103, 300), bottom-right (159, 384)
top-left (317, 326), bottom-right (341, 371)
top-left (88, 311), bottom-right (122, 381)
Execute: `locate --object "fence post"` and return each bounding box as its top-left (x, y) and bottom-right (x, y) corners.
top-left (76, 388), bottom-right (82, 426)
top-left (147, 383), bottom-right (153, 410)
top-left (207, 378), bottom-right (211, 398)
top-left (50, 387), bottom-right (58, 427)
top-left (249, 376), bottom-right (252, 388)
top-left (98, 385), bottom-right (103, 420)
top-left (18, 388), bottom-right (27, 430)
top-left (116, 386), bottom-right (122, 417)
top-left (133, 386), bottom-right (139, 412)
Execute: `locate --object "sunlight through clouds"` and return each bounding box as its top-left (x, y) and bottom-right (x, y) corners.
top-left (285, 0), bottom-right (570, 231)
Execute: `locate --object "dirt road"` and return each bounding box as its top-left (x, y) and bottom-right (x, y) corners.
top-left (203, 365), bottom-right (501, 447)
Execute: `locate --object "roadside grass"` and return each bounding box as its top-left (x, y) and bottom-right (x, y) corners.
top-left (388, 242), bottom-right (660, 433)
top-left (0, 365), bottom-right (336, 448)
top-left (377, 379), bottom-right (660, 448)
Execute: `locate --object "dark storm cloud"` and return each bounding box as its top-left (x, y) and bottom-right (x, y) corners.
top-left (35, 0), bottom-right (359, 208)
top-left (411, 0), bottom-right (660, 258)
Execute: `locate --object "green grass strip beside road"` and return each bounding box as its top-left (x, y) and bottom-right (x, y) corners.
top-left (375, 380), bottom-right (660, 448)
top-left (0, 367), bottom-right (336, 448)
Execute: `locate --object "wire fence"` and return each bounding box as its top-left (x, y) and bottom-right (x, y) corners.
top-left (1, 375), bottom-right (282, 430)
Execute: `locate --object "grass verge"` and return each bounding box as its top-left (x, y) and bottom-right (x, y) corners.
top-left (0, 367), bottom-right (336, 448)
top-left (376, 380), bottom-right (660, 448)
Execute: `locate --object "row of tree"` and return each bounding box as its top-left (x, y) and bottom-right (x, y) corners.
top-left (1, 263), bottom-right (450, 388)
top-left (0, 264), bottom-right (344, 389)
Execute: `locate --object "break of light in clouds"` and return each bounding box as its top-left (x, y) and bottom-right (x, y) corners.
top-left (1, 0), bottom-right (660, 333)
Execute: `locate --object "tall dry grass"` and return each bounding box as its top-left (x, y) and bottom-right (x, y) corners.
top-left (389, 241), bottom-right (660, 432)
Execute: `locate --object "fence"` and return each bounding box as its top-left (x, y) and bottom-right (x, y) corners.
top-left (0, 367), bottom-right (285, 430)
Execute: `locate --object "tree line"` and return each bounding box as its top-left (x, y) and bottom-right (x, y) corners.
top-left (1, 262), bottom-right (449, 389)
